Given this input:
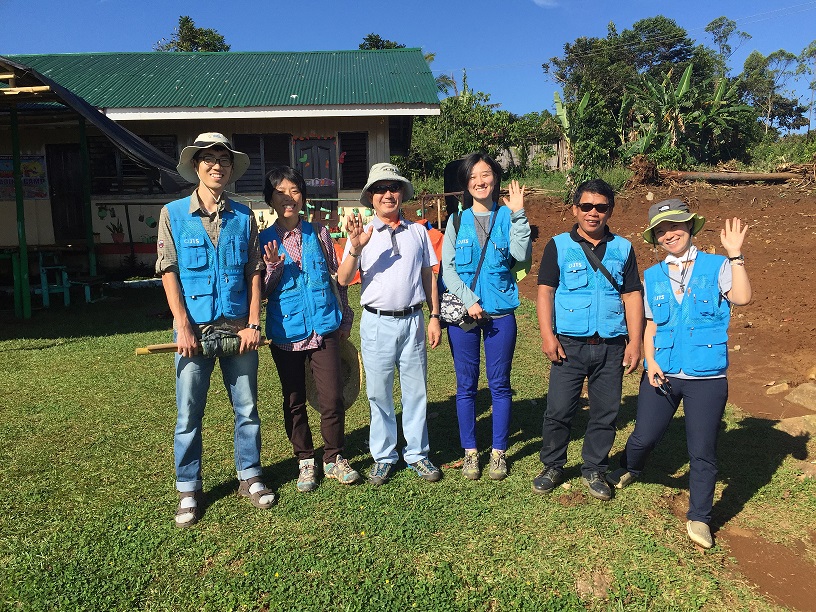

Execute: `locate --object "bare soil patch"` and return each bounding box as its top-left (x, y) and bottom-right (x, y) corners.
top-left (517, 183), bottom-right (816, 422)
top-left (516, 182), bottom-right (816, 611)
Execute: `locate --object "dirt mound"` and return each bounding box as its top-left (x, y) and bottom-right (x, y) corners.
top-left (626, 155), bottom-right (658, 187)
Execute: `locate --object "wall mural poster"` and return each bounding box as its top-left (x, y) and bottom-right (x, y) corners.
top-left (0, 156), bottom-right (49, 200)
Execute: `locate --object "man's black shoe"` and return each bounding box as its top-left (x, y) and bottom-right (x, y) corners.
top-left (583, 471), bottom-right (612, 501)
top-left (532, 466), bottom-right (562, 494)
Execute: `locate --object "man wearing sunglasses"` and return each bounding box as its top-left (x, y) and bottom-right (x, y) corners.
top-left (337, 163), bottom-right (442, 486)
top-left (532, 179), bottom-right (644, 501)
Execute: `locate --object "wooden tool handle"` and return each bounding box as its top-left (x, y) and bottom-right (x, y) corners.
top-left (135, 339), bottom-right (272, 355)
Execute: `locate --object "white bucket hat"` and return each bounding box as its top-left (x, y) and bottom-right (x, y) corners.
top-left (359, 162), bottom-right (414, 206)
top-left (176, 132), bottom-right (251, 185)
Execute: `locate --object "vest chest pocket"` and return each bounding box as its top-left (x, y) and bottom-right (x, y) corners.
top-left (180, 243), bottom-right (208, 270)
top-left (455, 243), bottom-right (474, 271)
top-left (563, 263), bottom-right (588, 289)
top-left (650, 299), bottom-right (671, 325)
top-left (691, 293), bottom-right (718, 318)
top-left (225, 238), bottom-right (248, 267)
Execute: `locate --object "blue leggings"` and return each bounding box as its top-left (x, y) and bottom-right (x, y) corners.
top-left (622, 373), bottom-right (728, 523)
top-left (447, 314), bottom-right (517, 451)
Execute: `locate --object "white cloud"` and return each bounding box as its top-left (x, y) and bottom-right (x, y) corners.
top-left (532, 0), bottom-right (558, 7)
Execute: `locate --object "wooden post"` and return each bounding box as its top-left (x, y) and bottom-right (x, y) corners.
top-left (78, 118), bottom-right (98, 275)
top-left (10, 106), bottom-right (31, 318)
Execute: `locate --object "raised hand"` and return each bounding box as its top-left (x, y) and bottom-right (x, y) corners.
top-left (345, 212), bottom-right (374, 252)
top-left (720, 217), bottom-right (747, 257)
top-left (263, 240), bottom-right (285, 266)
top-left (502, 180), bottom-right (526, 213)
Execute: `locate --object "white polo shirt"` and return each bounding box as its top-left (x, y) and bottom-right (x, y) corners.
top-left (342, 215), bottom-right (437, 310)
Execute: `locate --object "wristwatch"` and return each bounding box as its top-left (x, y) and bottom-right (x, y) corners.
top-left (728, 254), bottom-right (744, 261)
top-left (246, 323), bottom-right (261, 331)
top-left (430, 314), bottom-right (441, 319)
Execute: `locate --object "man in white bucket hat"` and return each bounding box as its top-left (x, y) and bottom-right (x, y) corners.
top-left (156, 132), bottom-right (275, 527)
top-left (337, 163), bottom-right (442, 486)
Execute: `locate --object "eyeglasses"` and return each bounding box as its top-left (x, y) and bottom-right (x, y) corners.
top-left (369, 182), bottom-right (403, 194)
top-left (197, 155), bottom-right (233, 168)
top-left (577, 203), bottom-right (612, 213)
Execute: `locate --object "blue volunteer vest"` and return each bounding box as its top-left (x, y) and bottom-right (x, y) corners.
top-left (167, 196), bottom-right (251, 324)
top-left (453, 206), bottom-right (519, 315)
top-left (552, 232), bottom-right (630, 337)
top-left (645, 252), bottom-right (730, 376)
top-left (260, 222), bottom-right (342, 344)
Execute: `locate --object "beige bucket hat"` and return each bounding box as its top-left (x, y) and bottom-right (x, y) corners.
top-left (176, 132), bottom-right (250, 185)
top-left (359, 162), bottom-right (414, 206)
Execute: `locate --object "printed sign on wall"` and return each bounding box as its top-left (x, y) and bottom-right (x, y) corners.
top-left (0, 156), bottom-right (49, 200)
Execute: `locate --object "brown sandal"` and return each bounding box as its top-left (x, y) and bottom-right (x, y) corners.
top-left (238, 476), bottom-right (277, 509)
top-left (175, 490), bottom-right (203, 528)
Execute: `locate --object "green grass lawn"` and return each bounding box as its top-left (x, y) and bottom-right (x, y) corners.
top-left (1, 287), bottom-right (812, 611)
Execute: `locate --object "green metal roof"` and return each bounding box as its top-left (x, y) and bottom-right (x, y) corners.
top-left (8, 49), bottom-right (439, 109)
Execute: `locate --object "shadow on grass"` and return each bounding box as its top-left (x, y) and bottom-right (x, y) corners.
top-left (0, 286), bottom-right (172, 342)
top-left (609, 411), bottom-right (810, 528)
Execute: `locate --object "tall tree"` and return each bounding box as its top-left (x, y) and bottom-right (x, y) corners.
top-left (705, 16), bottom-right (751, 76)
top-left (799, 40), bottom-right (816, 134)
top-left (740, 49), bottom-right (802, 134)
top-left (154, 16), bottom-right (230, 52)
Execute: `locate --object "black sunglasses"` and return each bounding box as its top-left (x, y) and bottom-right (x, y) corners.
top-left (577, 203), bottom-right (612, 213)
top-left (656, 378), bottom-right (673, 396)
top-left (369, 182), bottom-right (403, 194)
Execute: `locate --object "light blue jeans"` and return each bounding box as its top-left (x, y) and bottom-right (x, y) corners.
top-left (174, 349), bottom-right (263, 492)
top-left (360, 309), bottom-right (430, 465)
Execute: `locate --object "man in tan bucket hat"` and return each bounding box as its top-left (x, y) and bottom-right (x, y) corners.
top-left (156, 132), bottom-right (275, 527)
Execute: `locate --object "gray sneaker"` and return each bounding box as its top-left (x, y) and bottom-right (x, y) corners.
top-left (606, 468), bottom-right (637, 489)
top-left (686, 521), bottom-right (714, 549)
top-left (297, 460), bottom-right (318, 492)
top-left (488, 450), bottom-right (507, 480)
top-left (368, 462), bottom-right (396, 486)
top-left (324, 455), bottom-right (361, 485)
top-left (409, 458), bottom-right (442, 482)
top-left (462, 451), bottom-right (480, 480)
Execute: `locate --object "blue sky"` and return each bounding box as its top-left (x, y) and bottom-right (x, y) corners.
top-left (2, 0), bottom-right (815, 116)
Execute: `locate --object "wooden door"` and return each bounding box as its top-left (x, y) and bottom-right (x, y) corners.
top-left (46, 144), bottom-right (85, 243)
top-left (294, 138), bottom-right (337, 200)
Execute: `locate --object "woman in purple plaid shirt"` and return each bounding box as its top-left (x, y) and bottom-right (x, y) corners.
top-left (259, 166), bottom-right (361, 492)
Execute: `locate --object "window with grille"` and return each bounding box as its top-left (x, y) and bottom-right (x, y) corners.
top-left (88, 134), bottom-right (177, 195)
top-left (232, 134), bottom-right (291, 193)
top-left (338, 132), bottom-right (368, 190)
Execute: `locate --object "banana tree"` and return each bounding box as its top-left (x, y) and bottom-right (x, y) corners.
top-left (554, 90), bottom-right (589, 170)
top-left (626, 64), bottom-right (694, 155)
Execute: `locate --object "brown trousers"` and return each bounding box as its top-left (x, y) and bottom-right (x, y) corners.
top-left (269, 330), bottom-right (345, 463)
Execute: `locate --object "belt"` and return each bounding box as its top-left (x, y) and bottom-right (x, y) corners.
top-left (364, 303), bottom-right (423, 317)
top-left (558, 333), bottom-right (627, 346)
